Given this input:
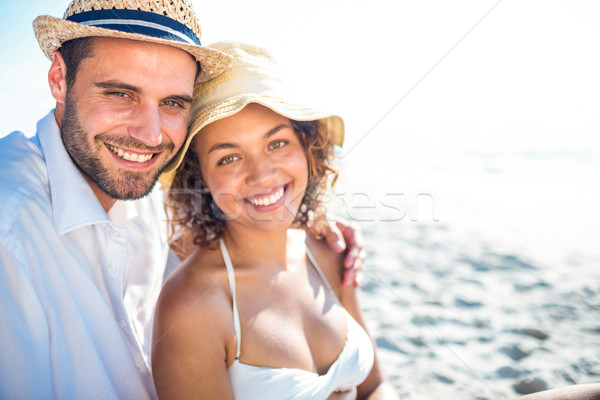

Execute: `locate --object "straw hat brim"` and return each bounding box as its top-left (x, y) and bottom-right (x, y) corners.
top-left (158, 95), bottom-right (344, 187)
top-left (33, 15), bottom-right (231, 82)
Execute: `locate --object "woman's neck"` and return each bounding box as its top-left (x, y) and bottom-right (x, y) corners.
top-left (222, 224), bottom-right (292, 269)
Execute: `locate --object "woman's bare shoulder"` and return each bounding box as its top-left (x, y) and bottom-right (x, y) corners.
top-left (152, 245), bottom-right (236, 398)
top-left (157, 245), bottom-right (231, 328)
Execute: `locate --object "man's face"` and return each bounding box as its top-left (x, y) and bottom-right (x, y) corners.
top-left (60, 38), bottom-right (196, 200)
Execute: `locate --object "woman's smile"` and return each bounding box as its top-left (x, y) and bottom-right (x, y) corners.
top-left (245, 183), bottom-right (289, 211)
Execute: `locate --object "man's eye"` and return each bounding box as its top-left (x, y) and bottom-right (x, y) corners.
top-left (270, 140), bottom-right (288, 150)
top-left (163, 100), bottom-right (182, 107)
top-left (111, 92), bottom-right (128, 98)
top-left (218, 155), bottom-right (240, 165)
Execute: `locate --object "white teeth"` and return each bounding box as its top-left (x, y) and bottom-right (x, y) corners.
top-left (107, 144), bottom-right (153, 163)
top-left (248, 187), bottom-right (285, 206)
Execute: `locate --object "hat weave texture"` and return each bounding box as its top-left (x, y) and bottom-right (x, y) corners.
top-left (33, 0), bottom-right (231, 82)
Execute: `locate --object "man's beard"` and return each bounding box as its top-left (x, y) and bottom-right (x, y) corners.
top-left (60, 93), bottom-right (180, 200)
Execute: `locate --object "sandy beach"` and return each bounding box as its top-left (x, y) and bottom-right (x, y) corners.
top-left (339, 149), bottom-right (600, 399)
top-left (359, 219), bottom-right (599, 399)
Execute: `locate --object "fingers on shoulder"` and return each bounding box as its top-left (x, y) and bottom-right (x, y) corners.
top-left (335, 218), bottom-right (362, 239)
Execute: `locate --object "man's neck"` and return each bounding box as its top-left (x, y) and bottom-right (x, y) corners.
top-left (81, 173), bottom-right (117, 213)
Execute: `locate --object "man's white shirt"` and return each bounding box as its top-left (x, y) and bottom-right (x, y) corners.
top-left (0, 110), bottom-right (176, 399)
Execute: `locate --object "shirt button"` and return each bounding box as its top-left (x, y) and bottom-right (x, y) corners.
top-left (118, 320), bottom-right (127, 329)
top-left (108, 264), bottom-right (118, 274)
top-left (110, 231), bottom-right (121, 239)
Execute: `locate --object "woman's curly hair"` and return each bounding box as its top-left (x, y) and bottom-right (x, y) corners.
top-left (166, 118), bottom-right (338, 254)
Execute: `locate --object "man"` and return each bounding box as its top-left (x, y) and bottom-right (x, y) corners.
top-left (0, 1), bottom-right (362, 398)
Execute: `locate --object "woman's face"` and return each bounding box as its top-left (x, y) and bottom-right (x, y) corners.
top-left (194, 103), bottom-right (309, 233)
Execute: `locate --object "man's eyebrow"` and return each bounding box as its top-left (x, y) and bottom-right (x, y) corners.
top-left (170, 94), bottom-right (193, 104)
top-left (94, 81), bottom-right (140, 93)
top-left (94, 81), bottom-right (193, 104)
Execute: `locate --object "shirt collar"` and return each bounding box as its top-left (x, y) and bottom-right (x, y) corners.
top-left (37, 110), bottom-right (110, 234)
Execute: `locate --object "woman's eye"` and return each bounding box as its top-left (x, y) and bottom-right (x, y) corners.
top-left (269, 140), bottom-right (288, 150)
top-left (218, 155), bottom-right (240, 165)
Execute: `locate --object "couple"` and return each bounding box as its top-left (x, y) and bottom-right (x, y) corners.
top-left (1, 1), bottom-right (598, 399)
top-left (0, 0), bottom-right (392, 399)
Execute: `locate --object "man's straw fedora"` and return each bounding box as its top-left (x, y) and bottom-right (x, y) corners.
top-left (32, 0), bottom-right (231, 82)
top-left (159, 41), bottom-right (345, 187)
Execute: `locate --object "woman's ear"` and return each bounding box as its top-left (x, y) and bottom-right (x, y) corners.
top-left (48, 51), bottom-right (68, 104)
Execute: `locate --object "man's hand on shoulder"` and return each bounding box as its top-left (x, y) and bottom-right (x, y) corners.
top-left (312, 216), bottom-right (365, 287)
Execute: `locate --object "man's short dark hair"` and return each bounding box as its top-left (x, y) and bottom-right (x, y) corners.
top-left (59, 37), bottom-right (96, 89)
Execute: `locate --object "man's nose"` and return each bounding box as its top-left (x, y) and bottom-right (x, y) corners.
top-left (127, 104), bottom-right (162, 147)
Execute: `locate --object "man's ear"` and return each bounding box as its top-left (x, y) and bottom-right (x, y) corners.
top-left (48, 51), bottom-right (68, 104)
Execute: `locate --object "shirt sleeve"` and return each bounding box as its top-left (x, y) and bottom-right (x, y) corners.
top-left (0, 235), bottom-right (54, 398)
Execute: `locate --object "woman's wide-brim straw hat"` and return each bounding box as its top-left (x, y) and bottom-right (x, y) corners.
top-left (32, 0), bottom-right (231, 82)
top-left (159, 41), bottom-right (345, 187)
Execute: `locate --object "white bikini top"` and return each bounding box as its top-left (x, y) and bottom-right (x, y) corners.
top-left (220, 238), bottom-right (374, 400)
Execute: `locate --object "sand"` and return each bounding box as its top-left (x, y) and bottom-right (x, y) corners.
top-left (357, 218), bottom-right (599, 399)
top-left (334, 148), bottom-right (600, 399)
top-left (344, 190), bottom-right (600, 399)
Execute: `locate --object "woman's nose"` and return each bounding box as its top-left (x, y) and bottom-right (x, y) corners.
top-left (246, 154), bottom-right (276, 185)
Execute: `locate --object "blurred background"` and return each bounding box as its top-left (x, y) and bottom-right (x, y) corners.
top-left (1, 1), bottom-right (599, 398)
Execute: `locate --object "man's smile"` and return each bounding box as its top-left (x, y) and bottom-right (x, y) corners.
top-left (105, 143), bottom-right (157, 163)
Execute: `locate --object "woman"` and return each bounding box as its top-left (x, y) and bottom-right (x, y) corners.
top-left (152, 42), bottom-right (398, 399)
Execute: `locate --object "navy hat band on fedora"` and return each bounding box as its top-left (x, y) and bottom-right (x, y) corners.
top-left (67, 9), bottom-right (201, 46)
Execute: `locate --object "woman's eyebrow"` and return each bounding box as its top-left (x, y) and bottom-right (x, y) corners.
top-left (208, 123), bottom-right (292, 154)
top-left (264, 124), bottom-right (292, 139)
top-left (207, 142), bottom-right (238, 154)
